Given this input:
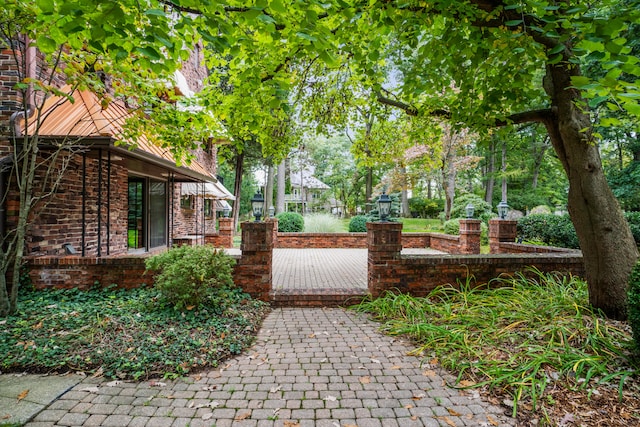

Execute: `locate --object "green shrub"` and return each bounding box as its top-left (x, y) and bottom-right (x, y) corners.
top-left (409, 197), bottom-right (444, 218)
top-left (624, 211), bottom-right (640, 245)
top-left (145, 245), bottom-right (235, 310)
top-left (628, 260), bottom-right (640, 351)
top-left (349, 215), bottom-right (369, 232)
top-left (276, 212), bottom-right (304, 232)
top-left (517, 214), bottom-right (579, 249)
top-left (450, 193), bottom-right (494, 223)
top-left (443, 218), bottom-right (460, 235)
top-left (443, 218), bottom-right (488, 245)
top-left (303, 213), bottom-right (344, 232)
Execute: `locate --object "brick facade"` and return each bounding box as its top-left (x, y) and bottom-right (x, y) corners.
top-left (1, 37), bottom-right (225, 261)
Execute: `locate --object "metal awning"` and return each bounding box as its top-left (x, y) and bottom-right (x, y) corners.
top-left (181, 182), bottom-right (235, 200)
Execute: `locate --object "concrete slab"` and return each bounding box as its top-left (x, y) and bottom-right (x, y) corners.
top-left (0, 373), bottom-right (83, 426)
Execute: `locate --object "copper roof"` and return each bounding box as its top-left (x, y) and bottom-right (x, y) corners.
top-left (25, 87), bottom-right (214, 180)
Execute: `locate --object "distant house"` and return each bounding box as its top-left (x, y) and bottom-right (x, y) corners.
top-left (285, 165), bottom-right (331, 214)
top-left (0, 41), bottom-right (234, 258)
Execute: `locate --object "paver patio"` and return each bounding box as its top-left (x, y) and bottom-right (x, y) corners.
top-left (26, 307), bottom-right (516, 427)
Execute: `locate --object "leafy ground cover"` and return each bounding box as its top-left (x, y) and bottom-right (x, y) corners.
top-left (353, 271), bottom-right (640, 426)
top-left (0, 286), bottom-right (269, 380)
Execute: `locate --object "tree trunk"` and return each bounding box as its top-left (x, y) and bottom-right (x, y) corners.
top-left (276, 159), bottom-right (285, 214)
top-left (501, 139), bottom-right (507, 202)
top-left (484, 140), bottom-right (495, 204)
top-left (400, 166), bottom-right (410, 217)
top-left (365, 167), bottom-right (373, 212)
top-left (232, 152), bottom-right (244, 230)
top-left (544, 63), bottom-right (638, 319)
top-left (442, 163), bottom-right (455, 221)
top-left (265, 163), bottom-right (274, 216)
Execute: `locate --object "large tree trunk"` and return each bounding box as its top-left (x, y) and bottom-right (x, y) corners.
top-left (544, 64), bottom-right (638, 319)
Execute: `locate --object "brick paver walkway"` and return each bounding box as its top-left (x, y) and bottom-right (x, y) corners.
top-left (27, 308), bottom-right (515, 427)
top-left (272, 248), bottom-right (443, 291)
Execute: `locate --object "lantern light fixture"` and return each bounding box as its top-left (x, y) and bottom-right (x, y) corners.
top-left (251, 192), bottom-right (264, 222)
top-left (377, 192), bottom-right (392, 222)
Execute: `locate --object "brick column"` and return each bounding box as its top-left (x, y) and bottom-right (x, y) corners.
top-left (459, 219), bottom-right (481, 254)
top-left (234, 221), bottom-right (273, 301)
top-left (217, 217), bottom-right (234, 247)
top-left (489, 219), bottom-right (518, 254)
top-left (367, 221), bottom-right (403, 298)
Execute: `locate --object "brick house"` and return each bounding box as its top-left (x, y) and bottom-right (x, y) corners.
top-left (0, 38), bottom-right (234, 261)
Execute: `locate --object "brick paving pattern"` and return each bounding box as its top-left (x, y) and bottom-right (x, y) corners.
top-left (273, 249), bottom-right (368, 290)
top-left (27, 308), bottom-right (515, 427)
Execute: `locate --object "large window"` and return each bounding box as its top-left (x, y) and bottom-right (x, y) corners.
top-left (128, 177), bottom-right (167, 251)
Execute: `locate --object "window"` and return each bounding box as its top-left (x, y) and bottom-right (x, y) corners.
top-left (204, 199), bottom-right (213, 218)
top-left (180, 195), bottom-right (194, 210)
top-left (128, 177), bottom-right (168, 251)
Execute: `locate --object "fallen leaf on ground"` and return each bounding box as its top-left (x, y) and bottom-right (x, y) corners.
top-left (487, 415), bottom-right (499, 426)
top-left (149, 381), bottom-right (166, 387)
top-left (283, 422), bottom-right (300, 427)
top-left (458, 379), bottom-right (476, 387)
top-left (235, 411), bottom-right (251, 420)
top-left (447, 408), bottom-right (462, 416)
top-left (390, 365), bottom-right (401, 370)
top-left (323, 395), bottom-right (337, 401)
top-left (436, 416), bottom-right (457, 427)
top-left (343, 424), bottom-right (358, 427)
top-left (412, 393), bottom-right (426, 400)
top-left (202, 385), bottom-right (217, 391)
top-left (308, 333), bottom-right (316, 338)
top-left (80, 386), bottom-right (99, 394)
top-left (359, 376), bottom-right (370, 384)
top-left (405, 404), bottom-right (414, 409)
top-left (16, 390), bottom-right (29, 402)
top-left (105, 380), bottom-right (122, 387)
top-left (423, 369), bottom-right (436, 377)
top-left (270, 385), bottom-right (282, 393)
top-left (202, 413), bottom-right (213, 420)
top-left (370, 358), bottom-right (381, 364)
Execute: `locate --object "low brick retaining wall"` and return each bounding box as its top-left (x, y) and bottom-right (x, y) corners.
top-left (368, 253), bottom-right (586, 298)
top-left (27, 255), bottom-right (154, 290)
top-left (275, 232), bottom-right (458, 250)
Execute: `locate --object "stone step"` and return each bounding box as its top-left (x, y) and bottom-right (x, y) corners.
top-left (270, 288), bottom-right (368, 307)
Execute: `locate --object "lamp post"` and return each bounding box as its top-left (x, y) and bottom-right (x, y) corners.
top-left (497, 200), bottom-right (509, 219)
top-left (222, 204), bottom-right (231, 218)
top-left (251, 192), bottom-right (264, 222)
top-left (465, 203), bottom-right (475, 219)
top-left (268, 205), bottom-right (275, 218)
top-left (377, 192), bottom-right (392, 222)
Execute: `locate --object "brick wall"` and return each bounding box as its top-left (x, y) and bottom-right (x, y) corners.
top-left (11, 151), bottom-right (129, 257)
top-left (27, 255), bottom-right (154, 290)
top-left (367, 222), bottom-right (585, 298)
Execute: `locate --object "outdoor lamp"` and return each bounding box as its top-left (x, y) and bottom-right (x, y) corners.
top-left (377, 192), bottom-right (392, 222)
top-left (465, 203), bottom-right (475, 219)
top-left (497, 200), bottom-right (509, 219)
top-left (268, 205), bottom-right (275, 218)
top-left (222, 205), bottom-right (231, 218)
top-left (251, 192), bottom-right (264, 221)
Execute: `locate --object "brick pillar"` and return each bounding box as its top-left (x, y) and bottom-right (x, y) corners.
top-left (217, 217), bottom-right (234, 248)
top-left (459, 219), bottom-right (481, 254)
top-left (234, 221), bottom-right (273, 301)
top-left (489, 219), bottom-right (518, 254)
top-left (266, 217), bottom-right (278, 247)
top-left (367, 221), bottom-right (403, 298)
